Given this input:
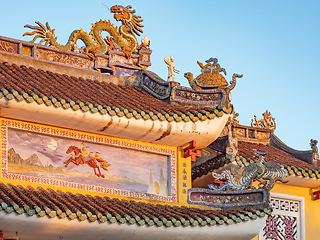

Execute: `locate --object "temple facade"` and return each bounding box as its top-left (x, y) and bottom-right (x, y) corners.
top-left (193, 111), bottom-right (320, 240)
top-left (0, 5), bottom-right (318, 240)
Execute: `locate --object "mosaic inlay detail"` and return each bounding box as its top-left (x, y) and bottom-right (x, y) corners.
top-left (174, 89), bottom-right (222, 102)
top-left (141, 74), bottom-right (170, 99)
top-left (171, 86), bottom-right (226, 107)
top-left (187, 188), bottom-right (266, 208)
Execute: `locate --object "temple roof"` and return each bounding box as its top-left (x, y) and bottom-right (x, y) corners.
top-left (237, 141), bottom-right (317, 170)
top-left (0, 61), bottom-right (231, 123)
top-left (0, 182), bottom-right (269, 227)
top-left (0, 36), bottom-right (233, 148)
top-left (192, 139), bottom-right (320, 181)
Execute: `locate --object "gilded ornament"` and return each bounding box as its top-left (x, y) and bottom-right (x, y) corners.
top-left (310, 139), bottom-right (319, 163)
top-left (184, 57), bottom-right (242, 91)
top-left (251, 110), bottom-right (276, 130)
top-left (228, 111), bottom-right (240, 125)
top-left (23, 5), bottom-right (146, 59)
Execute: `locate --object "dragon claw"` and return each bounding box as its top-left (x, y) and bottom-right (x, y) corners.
top-left (23, 5), bottom-right (144, 59)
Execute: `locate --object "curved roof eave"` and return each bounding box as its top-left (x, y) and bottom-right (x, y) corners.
top-left (0, 97), bottom-right (230, 149)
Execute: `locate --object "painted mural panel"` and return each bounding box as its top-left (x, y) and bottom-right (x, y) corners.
top-left (1, 119), bottom-right (176, 202)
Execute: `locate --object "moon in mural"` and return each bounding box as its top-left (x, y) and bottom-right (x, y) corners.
top-left (47, 139), bottom-right (58, 150)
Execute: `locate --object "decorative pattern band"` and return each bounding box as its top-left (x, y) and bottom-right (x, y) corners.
top-left (171, 86), bottom-right (227, 108)
top-left (140, 72), bottom-right (171, 99)
top-left (187, 188), bottom-right (267, 208)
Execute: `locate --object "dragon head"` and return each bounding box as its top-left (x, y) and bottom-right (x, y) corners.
top-left (110, 5), bottom-right (144, 36)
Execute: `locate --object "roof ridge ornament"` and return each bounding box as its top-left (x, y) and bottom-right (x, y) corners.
top-left (311, 139), bottom-right (319, 167)
top-left (228, 111), bottom-right (240, 126)
top-left (184, 58), bottom-right (242, 90)
top-left (209, 150), bottom-right (288, 191)
top-left (164, 56), bottom-right (180, 82)
top-left (188, 150), bottom-right (288, 209)
top-left (226, 123), bottom-right (238, 158)
top-left (171, 58), bottom-right (242, 108)
top-left (23, 5), bottom-right (147, 60)
top-left (251, 110), bottom-right (276, 130)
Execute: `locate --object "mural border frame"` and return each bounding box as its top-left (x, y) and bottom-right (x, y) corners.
top-left (0, 119), bottom-right (177, 202)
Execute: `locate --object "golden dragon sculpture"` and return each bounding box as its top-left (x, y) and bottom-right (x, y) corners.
top-left (23, 5), bottom-right (149, 59)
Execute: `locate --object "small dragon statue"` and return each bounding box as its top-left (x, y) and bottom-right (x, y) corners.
top-left (310, 139), bottom-right (319, 163)
top-left (251, 110), bottom-right (276, 130)
top-left (310, 139), bottom-right (318, 154)
top-left (23, 5), bottom-right (146, 59)
top-left (209, 150), bottom-right (288, 191)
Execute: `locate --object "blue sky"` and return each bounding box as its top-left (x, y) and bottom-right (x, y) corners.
top-left (1, 0), bottom-right (319, 150)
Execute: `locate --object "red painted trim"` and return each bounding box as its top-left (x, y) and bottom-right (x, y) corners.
top-left (313, 190), bottom-right (320, 200)
top-left (183, 140), bottom-right (201, 162)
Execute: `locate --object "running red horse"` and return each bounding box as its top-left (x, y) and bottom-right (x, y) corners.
top-left (64, 145), bottom-right (111, 178)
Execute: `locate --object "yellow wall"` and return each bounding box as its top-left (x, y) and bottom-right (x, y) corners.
top-left (177, 147), bottom-right (192, 204)
top-left (251, 183), bottom-right (320, 240)
top-left (0, 117), bottom-right (198, 207)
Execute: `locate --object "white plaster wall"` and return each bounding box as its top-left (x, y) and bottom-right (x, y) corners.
top-left (0, 99), bottom-right (229, 149)
top-left (0, 212), bottom-right (266, 240)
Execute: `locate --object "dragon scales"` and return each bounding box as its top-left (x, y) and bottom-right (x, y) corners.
top-left (23, 5), bottom-right (148, 59)
top-left (209, 151), bottom-right (288, 191)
